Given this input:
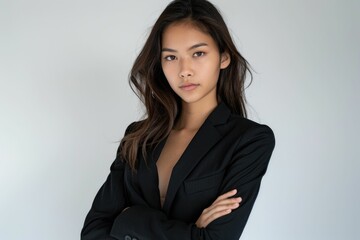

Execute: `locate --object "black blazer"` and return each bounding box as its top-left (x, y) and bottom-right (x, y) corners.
top-left (81, 102), bottom-right (275, 240)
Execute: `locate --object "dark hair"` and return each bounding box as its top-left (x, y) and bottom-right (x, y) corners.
top-left (120, 0), bottom-right (252, 170)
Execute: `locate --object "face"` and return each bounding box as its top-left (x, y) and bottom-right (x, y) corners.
top-left (161, 21), bottom-right (230, 106)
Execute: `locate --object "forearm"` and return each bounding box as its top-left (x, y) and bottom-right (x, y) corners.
top-left (109, 205), bottom-right (247, 240)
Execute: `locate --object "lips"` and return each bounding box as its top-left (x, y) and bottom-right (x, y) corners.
top-left (180, 83), bottom-right (199, 91)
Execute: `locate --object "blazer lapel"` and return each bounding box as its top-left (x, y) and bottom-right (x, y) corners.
top-left (162, 102), bottom-right (231, 212)
top-left (132, 152), bottom-right (162, 209)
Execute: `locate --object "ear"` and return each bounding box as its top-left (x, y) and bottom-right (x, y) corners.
top-left (220, 52), bottom-right (231, 69)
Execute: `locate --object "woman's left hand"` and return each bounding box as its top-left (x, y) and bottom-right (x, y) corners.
top-left (195, 189), bottom-right (242, 228)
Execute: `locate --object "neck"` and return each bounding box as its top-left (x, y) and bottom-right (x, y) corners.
top-left (174, 100), bottom-right (218, 131)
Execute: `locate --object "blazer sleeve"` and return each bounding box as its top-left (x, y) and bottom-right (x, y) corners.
top-left (207, 124), bottom-right (275, 239)
top-left (81, 157), bottom-right (126, 240)
top-left (81, 123), bottom-right (137, 240)
top-left (108, 124), bottom-right (275, 240)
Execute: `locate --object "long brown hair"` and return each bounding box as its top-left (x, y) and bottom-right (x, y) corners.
top-left (120, 0), bottom-right (252, 170)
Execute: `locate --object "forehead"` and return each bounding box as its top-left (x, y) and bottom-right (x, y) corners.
top-left (161, 21), bottom-right (217, 49)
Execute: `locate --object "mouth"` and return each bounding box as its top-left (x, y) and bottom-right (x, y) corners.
top-left (179, 83), bottom-right (199, 91)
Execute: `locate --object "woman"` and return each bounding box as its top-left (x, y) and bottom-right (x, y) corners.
top-left (81, 0), bottom-right (275, 239)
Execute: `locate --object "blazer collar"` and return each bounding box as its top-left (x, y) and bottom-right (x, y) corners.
top-left (206, 101), bottom-right (231, 126)
top-left (140, 102), bottom-right (231, 212)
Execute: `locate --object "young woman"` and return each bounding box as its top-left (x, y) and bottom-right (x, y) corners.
top-left (81, 0), bottom-right (275, 239)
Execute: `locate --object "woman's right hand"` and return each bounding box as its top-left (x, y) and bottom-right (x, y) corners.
top-left (195, 189), bottom-right (242, 228)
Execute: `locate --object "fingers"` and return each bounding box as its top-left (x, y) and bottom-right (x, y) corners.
top-left (196, 189), bottom-right (242, 228)
top-left (213, 189), bottom-right (238, 204)
top-left (201, 197), bottom-right (241, 214)
top-left (196, 199), bottom-right (241, 228)
top-left (197, 208), bottom-right (232, 228)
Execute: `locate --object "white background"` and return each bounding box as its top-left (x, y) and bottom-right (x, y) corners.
top-left (1, 0), bottom-right (359, 239)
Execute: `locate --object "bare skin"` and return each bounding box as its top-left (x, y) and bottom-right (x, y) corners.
top-left (123, 22), bottom-right (242, 229)
top-left (156, 21), bottom-right (242, 228)
top-left (157, 102), bottom-right (216, 207)
top-left (156, 105), bottom-right (242, 228)
top-left (156, 128), bottom-right (197, 207)
top-left (195, 189), bottom-right (242, 228)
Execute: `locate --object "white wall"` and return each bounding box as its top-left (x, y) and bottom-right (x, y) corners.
top-left (0, 0), bottom-right (359, 239)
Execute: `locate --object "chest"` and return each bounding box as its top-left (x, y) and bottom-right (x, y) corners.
top-left (122, 117), bottom-right (243, 220)
top-left (156, 130), bottom-right (196, 206)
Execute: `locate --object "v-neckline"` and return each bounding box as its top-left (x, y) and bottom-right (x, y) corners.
top-left (146, 102), bottom-right (230, 211)
top-left (154, 129), bottom-right (198, 209)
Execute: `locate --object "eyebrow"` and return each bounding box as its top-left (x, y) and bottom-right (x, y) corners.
top-left (161, 43), bottom-right (208, 52)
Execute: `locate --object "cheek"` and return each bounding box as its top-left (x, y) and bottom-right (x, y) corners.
top-left (162, 63), bottom-right (177, 80)
top-left (195, 56), bottom-right (221, 74)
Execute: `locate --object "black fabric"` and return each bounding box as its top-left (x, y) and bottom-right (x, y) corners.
top-left (81, 102), bottom-right (275, 240)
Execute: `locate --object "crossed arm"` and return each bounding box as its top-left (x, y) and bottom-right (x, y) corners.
top-left (81, 125), bottom-right (274, 240)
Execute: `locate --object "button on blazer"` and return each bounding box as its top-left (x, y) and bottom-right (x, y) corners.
top-left (81, 102), bottom-right (275, 240)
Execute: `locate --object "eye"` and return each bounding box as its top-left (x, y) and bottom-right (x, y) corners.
top-left (164, 55), bottom-right (177, 61)
top-left (193, 51), bottom-right (205, 57)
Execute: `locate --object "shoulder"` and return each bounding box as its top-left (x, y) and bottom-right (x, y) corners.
top-left (226, 114), bottom-right (275, 150)
top-left (221, 115), bottom-right (275, 173)
top-left (124, 120), bottom-right (143, 134)
top-left (210, 102), bottom-right (275, 150)
top-left (113, 120), bottom-right (144, 163)
top-left (123, 120), bottom-right (145, 135)
top-left (231, 114), bottom-right (274, 135)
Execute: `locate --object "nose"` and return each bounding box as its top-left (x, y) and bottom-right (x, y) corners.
top-left (179, 58), bottom-right (193, 78)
